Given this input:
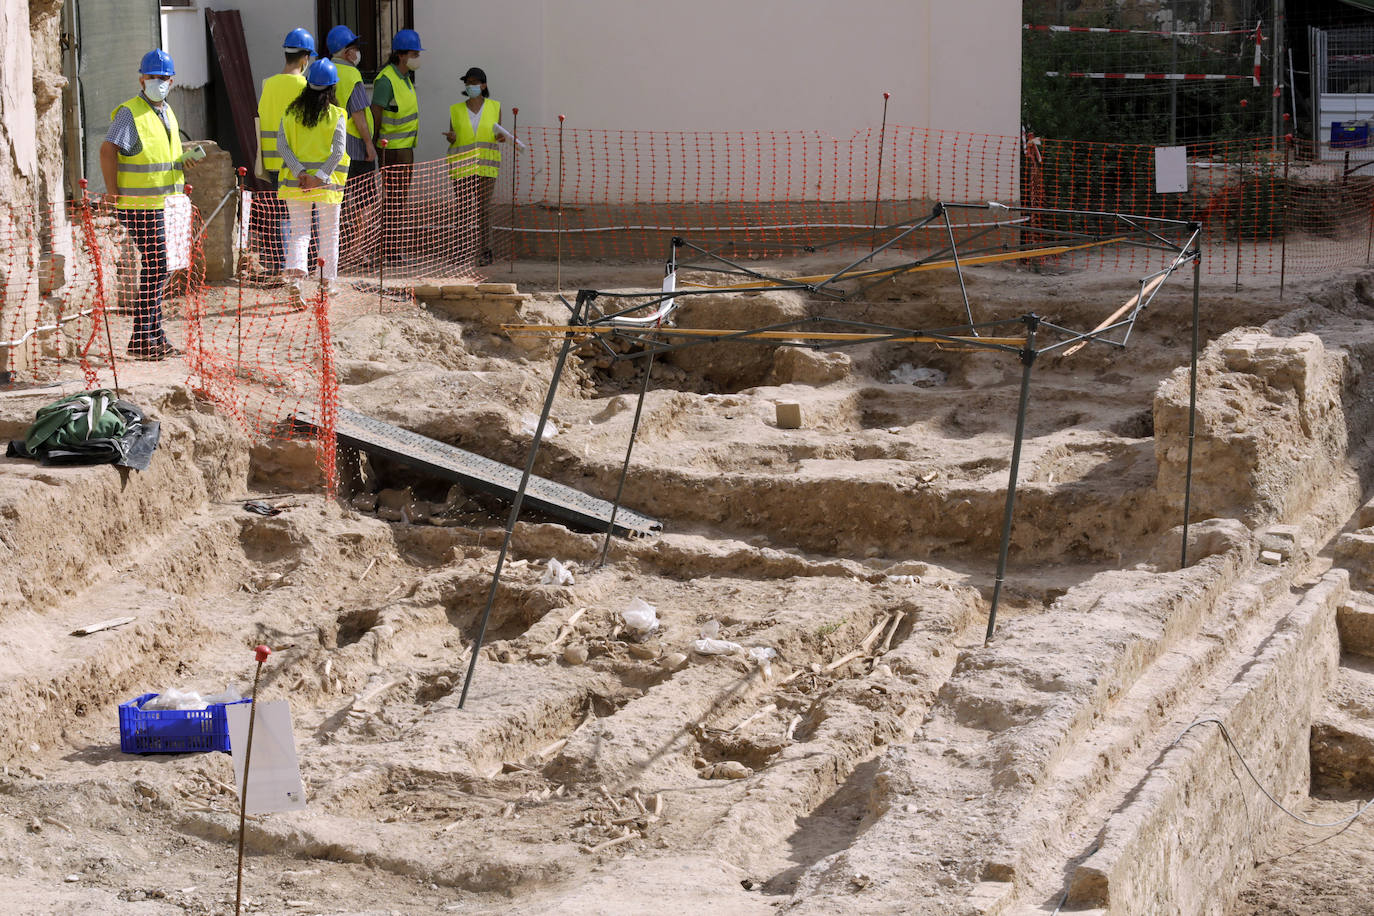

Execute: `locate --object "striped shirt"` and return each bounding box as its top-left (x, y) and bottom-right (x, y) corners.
top-left (332, 56), bottom-right (372, 161)
top-left (104, 97), bottom-right (174, 157)
top-left (277, 114), bottom-right (348, 182)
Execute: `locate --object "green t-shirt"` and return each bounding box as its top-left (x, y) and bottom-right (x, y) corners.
top-left (371, 67), bottom-right (412, 110)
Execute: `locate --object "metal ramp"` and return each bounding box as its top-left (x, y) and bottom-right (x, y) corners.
top-left (326, 408), bottom-right (661, 537)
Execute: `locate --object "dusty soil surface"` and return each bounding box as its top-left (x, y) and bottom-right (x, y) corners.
top-left (2, 250), bottom-right (1373, 915)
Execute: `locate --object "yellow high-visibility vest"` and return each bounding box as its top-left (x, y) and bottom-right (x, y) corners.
top-left (258, 72), bottom-right (306, 175)
top-left (375, 64), bottom-right (418, 149)
top-left (447, 98), bottom-right (502, 180)
top-left (276, 105), bottom-right (350, 206)
top-left (333, 58), bottom-right (373, 143)
top-left (110, 95), bottom-right (183, 210)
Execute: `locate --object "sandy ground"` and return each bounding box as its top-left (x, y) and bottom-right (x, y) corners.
top-left (1, 248), bottom-right (1373, 915)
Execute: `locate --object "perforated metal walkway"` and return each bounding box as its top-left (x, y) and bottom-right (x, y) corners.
top-left (323, 408), bottom-right (660, 537)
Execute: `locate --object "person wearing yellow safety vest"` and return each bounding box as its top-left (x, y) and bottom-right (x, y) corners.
top-left (445, 67), bottom-right (510, 267)
top-left (99, 49), bottom-right (199, 361)
top-left (276, 58), bottom-right (350, 304)
top-left (370, 29), bottom-right (422, 266)
top-left (255, 28), bottom-right (314, 275)
top-left (326, 24), bottom-right (377, 269)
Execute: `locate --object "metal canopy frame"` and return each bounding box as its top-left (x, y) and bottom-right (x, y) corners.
top-left (457, 201), bottom-right (1205, 708)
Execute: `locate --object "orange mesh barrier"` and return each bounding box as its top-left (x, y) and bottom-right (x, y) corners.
top-left (15, 126), bottom-right (1374, 499)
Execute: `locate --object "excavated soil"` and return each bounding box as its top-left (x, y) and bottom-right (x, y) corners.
top-left (2, 254), bottom-right (1374, 915)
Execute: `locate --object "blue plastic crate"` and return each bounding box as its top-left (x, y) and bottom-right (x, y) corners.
top-left (1332, 121), bottom-right (1371, 150)
top-left (118, 693), bottom-right (249, 755)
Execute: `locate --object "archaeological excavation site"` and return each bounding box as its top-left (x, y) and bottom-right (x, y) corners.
top-left (5, 3), bottom-right (1374, 913)
top-left (6, 220), bottom-right (1374, 915)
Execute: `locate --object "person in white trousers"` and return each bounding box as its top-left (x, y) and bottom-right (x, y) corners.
top-left (276, 58), bottom-right (350, 304)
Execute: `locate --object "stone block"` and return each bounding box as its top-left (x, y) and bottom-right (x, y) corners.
top-left (476, 282), bottom-right (518, 295)
top-left (769, 346), bottom-right (851, 385)
top-left (775, 401), bottom-right (802, 429)
top-left (441, 283), bottom-right (479, 298)
top-left (1335, 531), bottom-right (1374, 589)
top-left (1336, 603), bottom-right (1374, 656)
top-left (1356, 497), bottom-right (1374, 530)
top-left (1257, 524), bottom-right (1303, 560)
top-left (412, 283), bottom-right (441, 300)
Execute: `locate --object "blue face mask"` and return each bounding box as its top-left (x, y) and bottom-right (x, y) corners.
top-left (464, 84), bottom-right (482, 98)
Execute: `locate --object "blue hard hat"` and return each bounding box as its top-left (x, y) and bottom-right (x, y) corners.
top-left (392, 28), bottom-right (423, 52)
top-left (139, 49), bottom-right (175, 77)
top-left (326, 25), bottom-right (362, 56)
top-left (305, 58), bottom-right (339, 89)
top-left (283, 27), bottom-right (316, 54)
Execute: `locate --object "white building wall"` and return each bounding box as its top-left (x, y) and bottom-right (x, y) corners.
top-left (413, 0), bottom-right (1019, 158)
top-left (205, 0), bottom-right (1021, 200)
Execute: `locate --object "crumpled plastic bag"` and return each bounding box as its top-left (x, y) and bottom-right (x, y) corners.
top-left (541, 558), bottom-right (575, 586)
top-left (748, 646), bottom-right (778, 678)
top-left (144, 685), bottom-right (242, 711)
top-left (692, 637), bottom-right (743, 655)
top-left (521, 413), bottom-right (559, 440)
top-left (621, 598), bottom-right (659, 634)
top-left (889, 363), bottom-right (947, 387)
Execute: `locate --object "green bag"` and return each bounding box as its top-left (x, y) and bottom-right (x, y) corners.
top-left (24, 389), bottom-right (128, 452)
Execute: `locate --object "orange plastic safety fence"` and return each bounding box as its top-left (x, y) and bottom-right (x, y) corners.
top-left (0, 194), bottom-right (188, 393)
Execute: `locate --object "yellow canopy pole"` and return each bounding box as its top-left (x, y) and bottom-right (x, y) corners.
top-left (680, 237), bottom-right (1127, 290)
top-left (501, 325), bottom-right (1025, 347)
top-left (1059, 272), bottom-right (1169, 358)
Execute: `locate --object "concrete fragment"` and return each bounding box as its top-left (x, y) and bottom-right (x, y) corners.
top-left (1258, 549), bottom-right (1283, 565)
top-left (1337, 603), bottom-right (1374, 656)
top-left (775, 401), bottom-right (802, 430)
top-left (1257, 524), bottom-right (1302, 560)
top-left (769, 347), bottom-right (851, 385)
top-left (705, 760), bottom-right (752, 780)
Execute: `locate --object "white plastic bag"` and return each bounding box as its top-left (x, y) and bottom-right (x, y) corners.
top-left (698, 619), bottom-right (721, 639)
top-left (144, 687), bottom-right (207, 711)
top-left (692, 638), bottom-right (743, 655)
top-left (889, 363), bottom-right (947, 387)
top-left (521, 413), bottom-right (559, 440)
top-left (748, 646), bottom-right (778, 678)
top-left (541, 558), bottom-right (575, 586)
top-left (621, 598), bottom-right (659, 634)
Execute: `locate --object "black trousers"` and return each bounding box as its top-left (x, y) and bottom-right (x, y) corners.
top-left (116, 208), bottom-right (168, 349)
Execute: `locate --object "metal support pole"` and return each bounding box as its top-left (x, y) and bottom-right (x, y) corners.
top-left (941, 203), bottom-right (978, 332)
top-left (376, 138), bottom-right (388, 313)
top-left (78, 178), bottom-right (122, 399)
top-left (598, 242), bottom-right (675, 567)
top-left (1181, 253), bottom-right (1201, 569)
top-left (234, 645), bottom-right (271, 916)
top-left (1279, 137), bottom-right (1291, 300)
top-left (870, 91), bottom-right (891, 255)
top-left (984, 314), bottom-right (1038, 645)
top-left (235, 167), bottom-right (246, 374)
top-left (598, 349), bottom-right (654, 568)
top-left (459, 297), bottom-right (585, 708)
top-left (509, 107), bottom-right (519, 274)
top-left (556, 114), bottom-right (566, 294)
top-left (1234, 143), bottom-right (1245, 292)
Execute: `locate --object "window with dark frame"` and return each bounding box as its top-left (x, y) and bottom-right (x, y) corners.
top-left (315, 0), bottom-right (414, 81)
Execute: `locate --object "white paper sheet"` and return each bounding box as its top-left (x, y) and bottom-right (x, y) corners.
top-left (226, 700), bottom-right (307, 814)
top-left (1154, 146), bottom-right (1188, 194)
top-left (163, 193), bottom-right (193, 271)
top-left (239, 190), bottom-right (253, 249)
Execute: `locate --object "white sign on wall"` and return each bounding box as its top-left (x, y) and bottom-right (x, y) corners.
top-left (1155, 146), bottom-right (1189, 194)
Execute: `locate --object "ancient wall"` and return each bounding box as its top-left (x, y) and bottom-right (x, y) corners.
top-left (0, 0), bottom-right (73, 377)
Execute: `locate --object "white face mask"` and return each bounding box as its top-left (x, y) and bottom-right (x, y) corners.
top-left (464, 84), bottom-right (482, 98)
top-left (406, 55), bottom-right (420, 70)
top-left (143, 78), bottom-right (172, 102)
top-left (348, 48), bottom-right (362, 66)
